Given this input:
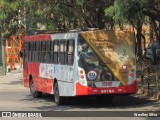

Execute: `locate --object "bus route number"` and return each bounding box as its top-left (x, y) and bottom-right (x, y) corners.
top-left (101, 89), bottom-right (114, 94)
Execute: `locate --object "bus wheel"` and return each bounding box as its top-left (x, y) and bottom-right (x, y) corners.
top-left (29, 79), bottom-right (42, 98)
top-left (100, 70), bottom-right (113, 81)
top-left (54, 82), bottom-right (65, 105)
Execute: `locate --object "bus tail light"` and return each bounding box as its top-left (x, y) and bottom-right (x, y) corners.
top-left (131, 69), bottom-right (134, 72)
top-left (122, 65), bottom-right (127, 70)
top-left (128, 66), bottom-right (136, 84)
top-left (130, 73), bottom-right (134, 77)
top-left (80, 70), bottom-right (84, 74)
top-left (80, 75), bottom-right (84, 79)
top-left (78, 69), bottom-right (87, 85)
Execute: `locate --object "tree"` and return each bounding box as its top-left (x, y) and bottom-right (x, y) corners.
top-left (0, 0), bottom-right (115, 36)
top-left (0, 0), bottom-right (26, 39)
top-left (105, 0), bottom-right (145, 59)
top-left (142, 0), bottom-right (160, 22)
top-left (38, 0), bottom-right (114, 30)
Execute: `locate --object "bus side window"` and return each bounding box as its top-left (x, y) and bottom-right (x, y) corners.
top-left (29, 42), bottom-right (31, 62)
top-left (41, 41), bottom-right (46, 62)
top-left (23, 42), bottom-right (28, 67)
top-left (30, 42), bottom-right (34, 51)
top-left (35, 42), bottom-right (39, 62)
top-left (28, 42), bottom-right (31, 51)
top-left (46, 41), bottom-right (51, 63)
top-left (36, 41), bottom-right (40, 51)
top-left (33, 42), bottom-right (36, 62)
top-left (28, 42), bottom-right (33, 62)
top-left (32, 42), bottom-right (35, 62)
top-left (54, 40), bottom-right (59, 64)
top-left (34, 42), bottom-right (36, 62)
top-left (59, 40), bottom-right (66, 64)
top-left (38, 51), bottom-right (41, 62)
top-left (41, 41), bottom-right (46, 51)
top-left (40, 42), bottom-right (42, 62)
top-left (46, 41), bottom-right (51, 51)
top-left (51, 41), bottom-right (54, 63)
top-left (35, 51), bottom-right (38, 62)
top-left (67, 39), bottom-right (75, 65)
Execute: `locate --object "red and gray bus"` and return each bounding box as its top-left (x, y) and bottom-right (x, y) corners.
top-left (23, 30), bottom-right (136, 105)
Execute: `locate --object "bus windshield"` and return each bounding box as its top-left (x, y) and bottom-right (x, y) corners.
top-left (78, 35), bottom-right (114, 85)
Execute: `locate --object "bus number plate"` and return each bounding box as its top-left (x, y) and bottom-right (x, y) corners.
top-left (101, 89), bottom-right (114, 93)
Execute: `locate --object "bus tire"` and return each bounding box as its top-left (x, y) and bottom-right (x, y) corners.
top-left (100, 70), bottom-right (114, 81)
top-left (29, 79), bottom-right (42, 98)
top-left (54, 82), bottom-right (65, 105)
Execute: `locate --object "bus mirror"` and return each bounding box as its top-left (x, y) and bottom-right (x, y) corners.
top-left (19, 51), bottom-right (23, 57)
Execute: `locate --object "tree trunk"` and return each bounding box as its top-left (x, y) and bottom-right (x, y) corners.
top-left (136, 19), bottom-right (143, 60)
top-left (149, 17), bottom-right (154, 43)
top-left (151, 18), bottom-right (159, 42)
top-left (97, 8), bottom-right (105, 29)
top-left (141, 34), bottom-right (146, 57)
top-left (151, 18), bottom-right (158, 64)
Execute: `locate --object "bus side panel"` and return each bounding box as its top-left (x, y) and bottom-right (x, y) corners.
top-left (35, 63), bottom-right (40, 77)
top-left (34, 77), bottom-right (53, 94)
top-left (75, 81), bottom-right (137, 96)
top-left (58, 81), bottom-right (75, 96)
top-left (28, 62), bottom-right (39, 77)
top-left (27, 63), bottom-right (32, 76)
top-left (23, 73), bottom-right (29, 88)
top-left (27, 62), bottom-right (53, 94)
top-left (23, 62), bottom-right (39, 88)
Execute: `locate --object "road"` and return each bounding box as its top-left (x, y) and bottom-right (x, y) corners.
top-left (0, 72), bottom-right (160, 120)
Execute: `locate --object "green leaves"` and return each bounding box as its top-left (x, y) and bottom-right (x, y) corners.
top-left (105, 0), bottom-right (146, 29)
top-left (76, 0), bottom-right (84, 6)
top-left (4, 0), bottom-right (160, 38)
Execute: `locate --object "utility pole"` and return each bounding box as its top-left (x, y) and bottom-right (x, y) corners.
top-left (1, 33), bottom-right (6, 75)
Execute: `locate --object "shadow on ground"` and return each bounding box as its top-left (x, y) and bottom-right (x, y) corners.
top-left (2, 79), bottom-right (23, 85)
top-left (19, 93), bottom-right (159, 111)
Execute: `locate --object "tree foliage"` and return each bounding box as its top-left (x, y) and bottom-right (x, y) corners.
top-left (105, 0), bottom-right (160, 59)
top-left (0, 0), bottom-right (115, 37)
top-left (0, 0), bottom-right (160, 41)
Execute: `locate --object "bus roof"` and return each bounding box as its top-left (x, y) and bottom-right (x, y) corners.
top-left (23, 34), bottom-right (51, 41)
top-left (23, 30), bottom-right (135, 41)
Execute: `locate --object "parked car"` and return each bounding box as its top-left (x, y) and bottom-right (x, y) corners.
top-left (145, 40), bottom-right (160, 59)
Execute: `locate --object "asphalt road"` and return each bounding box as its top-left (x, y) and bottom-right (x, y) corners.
top-left (0, 72), bottom-right (160, 120)
top-left (0, 91), bottom-right (159, 111)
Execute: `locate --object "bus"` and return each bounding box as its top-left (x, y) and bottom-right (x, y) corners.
top-left (23, 30), bottom-right (136, 105)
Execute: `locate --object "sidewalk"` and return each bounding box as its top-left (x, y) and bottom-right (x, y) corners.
top-left (0, 72), bottom-right (27, 92)
top-left (6, 62), bottom-right (23, 73)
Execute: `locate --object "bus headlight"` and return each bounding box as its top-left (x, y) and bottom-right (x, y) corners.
top-left (78, 68), bottom-right (87, 86)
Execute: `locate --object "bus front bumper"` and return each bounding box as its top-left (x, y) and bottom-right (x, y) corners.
top-left (76, 81), bottom-right (137, 96)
